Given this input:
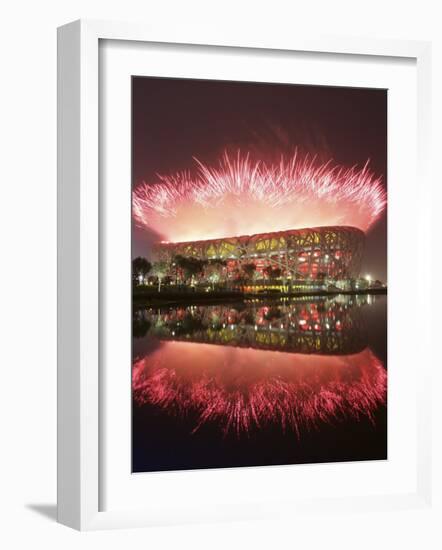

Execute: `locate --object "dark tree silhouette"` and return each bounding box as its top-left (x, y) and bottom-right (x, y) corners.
top-left (242, 263), bottom-right (257, 281)
top-left (132, 257), bottom-right (152, 284)
top-left (174, 255), bottom-right (206, 284)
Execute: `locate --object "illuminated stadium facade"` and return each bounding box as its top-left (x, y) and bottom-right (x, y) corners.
top-left (153, 225), bottom-right (365, 288)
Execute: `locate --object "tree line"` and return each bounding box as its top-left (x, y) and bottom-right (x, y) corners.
top-left (132, 255), bottom-right (284, 292)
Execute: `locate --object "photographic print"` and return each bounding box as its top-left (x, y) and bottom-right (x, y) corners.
top-left (131, 77), bottom-right (387, 473)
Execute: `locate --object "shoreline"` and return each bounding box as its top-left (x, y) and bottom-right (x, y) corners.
top-left (133, 287), bottom-right (387, 308)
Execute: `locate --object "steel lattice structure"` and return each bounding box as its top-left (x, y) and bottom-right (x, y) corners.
top-left (153, 225), bottom-right (365, 281)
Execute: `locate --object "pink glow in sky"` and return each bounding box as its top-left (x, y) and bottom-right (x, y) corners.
top-left (132, 342), bottom-right (386, 437)
top-left (133, 151), bottom-right (386, 243)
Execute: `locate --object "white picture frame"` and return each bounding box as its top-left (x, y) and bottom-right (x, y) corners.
top-left (57, 19), bottom-right (432, 531)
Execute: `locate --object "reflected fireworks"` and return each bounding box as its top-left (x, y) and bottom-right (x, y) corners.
top-left (133, 296), bottom-right (386, 437)
top-left (133, 345), bottom-right (386, 437)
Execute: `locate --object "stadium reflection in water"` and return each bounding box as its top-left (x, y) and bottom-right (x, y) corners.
top-left (132, 294), bottom-right (387, 472)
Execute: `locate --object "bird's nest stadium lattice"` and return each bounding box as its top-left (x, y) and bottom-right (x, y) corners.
top-left (153, 225), bottom-right (365, 282)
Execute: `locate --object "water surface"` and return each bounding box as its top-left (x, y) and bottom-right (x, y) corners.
top-left (132, 294), bottom-right (387, 472)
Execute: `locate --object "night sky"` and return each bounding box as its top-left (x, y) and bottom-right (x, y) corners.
top-left (132, 77), bottom-right (387, 282)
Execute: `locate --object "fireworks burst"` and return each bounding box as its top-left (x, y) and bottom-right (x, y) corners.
top-left (132, 343), bottom-right (387, 437)
top-left (133, 151), bottom-right (386, 242)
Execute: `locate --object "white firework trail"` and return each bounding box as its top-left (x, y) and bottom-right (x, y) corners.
top-left (133, 151), bottom-right (386, 242)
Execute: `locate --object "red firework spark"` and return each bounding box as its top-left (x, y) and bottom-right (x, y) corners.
top-left (132, 342), bottom-right (386, 437)
top-left (133, 151), bottom-right (386, 242)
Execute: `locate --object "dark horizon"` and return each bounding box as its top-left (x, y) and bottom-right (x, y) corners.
top-left (132, 76), bottom-right (387, 282)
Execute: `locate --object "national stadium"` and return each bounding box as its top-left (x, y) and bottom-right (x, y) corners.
top-left (153, 225), bottom-right (365, 291)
